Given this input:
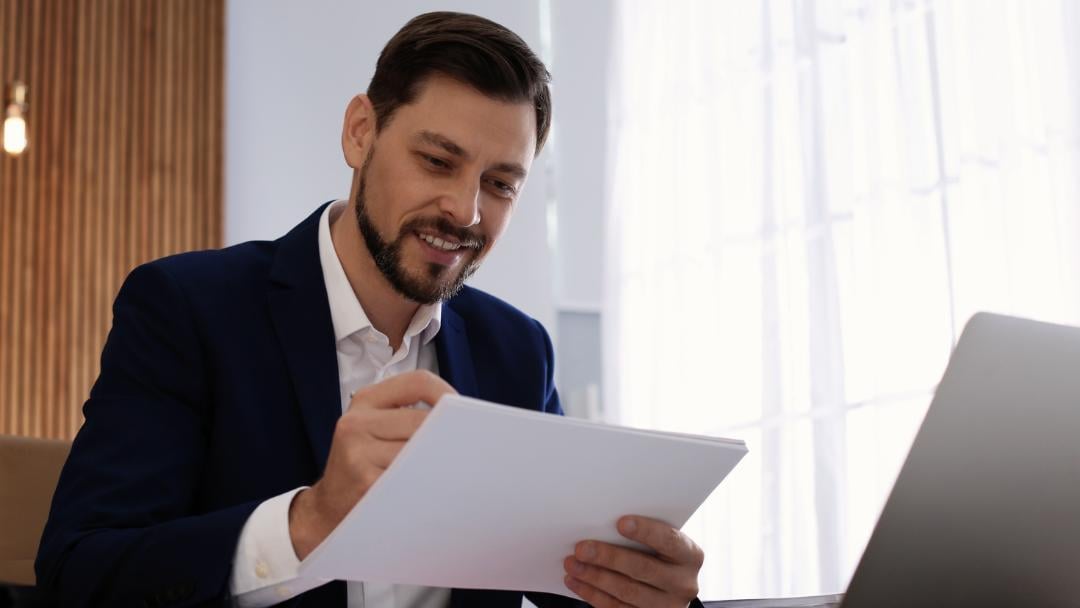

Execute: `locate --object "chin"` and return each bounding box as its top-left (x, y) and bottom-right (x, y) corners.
top-left (393, 265), bottom-right (466, 304)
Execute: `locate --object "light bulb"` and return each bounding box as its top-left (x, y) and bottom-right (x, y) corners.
top-left (3, 109), bottom-right (27, 156)
top-left (4, 81), bottom-right (28, 156)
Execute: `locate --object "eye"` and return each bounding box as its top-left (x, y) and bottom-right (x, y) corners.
top-left (487, 178), bottom-right (517, 198)
top-left (422, 154), bottom-right (451, 170)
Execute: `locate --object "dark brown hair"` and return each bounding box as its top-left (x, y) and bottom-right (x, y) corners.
top-left (367, 11), bottom-right (552, 152)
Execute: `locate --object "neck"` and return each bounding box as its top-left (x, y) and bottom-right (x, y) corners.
top-left (329, 202), bottom-right (419, 351)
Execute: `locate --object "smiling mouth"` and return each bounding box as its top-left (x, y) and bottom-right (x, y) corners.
top-left (415, 231), bottom-right (480, 252)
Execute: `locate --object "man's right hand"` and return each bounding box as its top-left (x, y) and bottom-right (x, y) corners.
top-left (287, 370), bottom-right (457, 559)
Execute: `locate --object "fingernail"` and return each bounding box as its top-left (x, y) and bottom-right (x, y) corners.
top-left (581, 542), bottom-right (597, 560)
top-left (564, 575), bottom-right (578, 590)
top-left (622, 517), bottom-right (637, 534)
top-left (570, 558), bottom-right (586, 574)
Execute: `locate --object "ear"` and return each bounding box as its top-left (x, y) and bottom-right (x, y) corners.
top-left (341, 94), bottom-right (377, 169)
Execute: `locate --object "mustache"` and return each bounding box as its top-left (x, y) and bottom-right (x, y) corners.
top-left (402, 217), bottom-right (486, 250)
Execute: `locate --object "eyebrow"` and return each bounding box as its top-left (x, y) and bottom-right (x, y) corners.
top-left (490, 162), bottom-right (528, 181)
top-left (415, 130), bottom-right (528, 181)
top-left (416, 130), bottom-right (469, 160)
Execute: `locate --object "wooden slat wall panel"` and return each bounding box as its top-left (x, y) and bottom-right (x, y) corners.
top-left (0, 0), bottom-right (224, 439)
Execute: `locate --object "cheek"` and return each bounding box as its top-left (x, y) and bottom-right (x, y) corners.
top-left (366, 162), bottom-right (426, 228)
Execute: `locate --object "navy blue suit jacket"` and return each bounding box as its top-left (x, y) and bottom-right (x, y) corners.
top-left (35, 203), bottom-right (589, 608)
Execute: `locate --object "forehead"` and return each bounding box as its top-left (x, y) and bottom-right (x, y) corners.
top-left (383, 74), bottom-right (537, 168)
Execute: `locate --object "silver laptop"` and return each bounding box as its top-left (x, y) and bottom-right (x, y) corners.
top-left (839, 312), bottom-right (1080, 607)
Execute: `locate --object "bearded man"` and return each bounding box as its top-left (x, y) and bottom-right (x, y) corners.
top-left (37, 12), bottom-right (706, 608)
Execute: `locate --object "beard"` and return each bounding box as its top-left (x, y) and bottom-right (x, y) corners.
top-left (354, 150), bottom-right (487, 305)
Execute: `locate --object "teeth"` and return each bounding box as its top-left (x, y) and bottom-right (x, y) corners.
top-left (419, 233), bottom-right (463, 251)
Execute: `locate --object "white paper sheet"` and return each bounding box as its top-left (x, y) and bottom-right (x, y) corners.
top-left (299, 394), bottom-right (748, 598)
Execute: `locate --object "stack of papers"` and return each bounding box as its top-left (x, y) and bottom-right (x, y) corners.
top-left (300, 395), bottom-right (747, 597)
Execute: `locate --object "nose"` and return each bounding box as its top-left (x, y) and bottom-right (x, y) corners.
top-left (439, 177), bottom-right (482, 228)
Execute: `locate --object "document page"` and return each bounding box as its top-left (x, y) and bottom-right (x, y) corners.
top-left (299, 394), bottom-right (747, 597)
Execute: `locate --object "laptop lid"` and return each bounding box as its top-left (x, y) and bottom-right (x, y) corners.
top-left (841, 313), bottom-right (1080, 608)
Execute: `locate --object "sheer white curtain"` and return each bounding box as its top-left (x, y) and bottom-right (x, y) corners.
top-left (603, 0), bottom-right (1080, 600)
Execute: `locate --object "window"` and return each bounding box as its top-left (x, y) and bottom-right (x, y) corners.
top-left (604, 0), bottom-right (1080, 598)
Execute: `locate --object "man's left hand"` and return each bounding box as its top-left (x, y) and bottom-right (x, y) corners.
top-left (563, 515), bottom-right (703, 607)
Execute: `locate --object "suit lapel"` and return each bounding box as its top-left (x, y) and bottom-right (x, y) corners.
top-left (267, 203), bottom-right (341, 474)
top-left (435, 303), bottom-right (480, 398)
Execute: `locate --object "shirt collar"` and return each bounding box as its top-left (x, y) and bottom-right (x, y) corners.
top-left (317, 200), bottom-right (442, 346)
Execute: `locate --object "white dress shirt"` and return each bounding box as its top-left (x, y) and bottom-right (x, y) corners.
top-left (231, 200), bottom-right (452, 608)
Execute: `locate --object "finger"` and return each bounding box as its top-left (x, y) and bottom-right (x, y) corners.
top-left (362, 438), bottom-right (407, 469)
top-left (564, 556), bottom-right (667, 607)
top-left (349, 370), bottom-right (457, 411)
top-left (364, 408), bottom-right (430, 441)
top-left (333, 407), bottom-right (427, 443)
top-left (564, 574), bottom-right (631, 608)
top-left (617, 516), bottom-right (704, 567)
top-left (573, 540), bottom-right (681, 591)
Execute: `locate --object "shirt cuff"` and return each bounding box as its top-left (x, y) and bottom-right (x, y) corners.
top-left (231, 487), bottom-right (327, 606)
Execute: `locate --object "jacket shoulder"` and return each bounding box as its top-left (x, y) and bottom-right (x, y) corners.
top-left (446, 285), bottom-right (548, 336)
top-left (144, 240), bottom-right (276, 286)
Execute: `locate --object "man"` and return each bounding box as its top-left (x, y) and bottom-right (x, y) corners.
top-left (37, 12), bottom-right (706, 608)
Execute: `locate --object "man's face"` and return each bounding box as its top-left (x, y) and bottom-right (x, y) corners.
top-left (349, 75), bottom-right (537, 304)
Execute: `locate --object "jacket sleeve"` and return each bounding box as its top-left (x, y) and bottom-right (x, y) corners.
top-left (35, 262), bottom-right (259, 608)
top-left (533, 318), bottom-right (563, 416)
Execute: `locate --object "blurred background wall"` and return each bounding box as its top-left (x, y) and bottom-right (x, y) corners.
top-left (0, 0), bottom-right (609, 440)
top-left (0, 0), bottom-right (224, 439)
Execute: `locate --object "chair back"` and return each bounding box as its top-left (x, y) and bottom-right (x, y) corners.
top-left (0, 435), bottom-right (71, 586)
